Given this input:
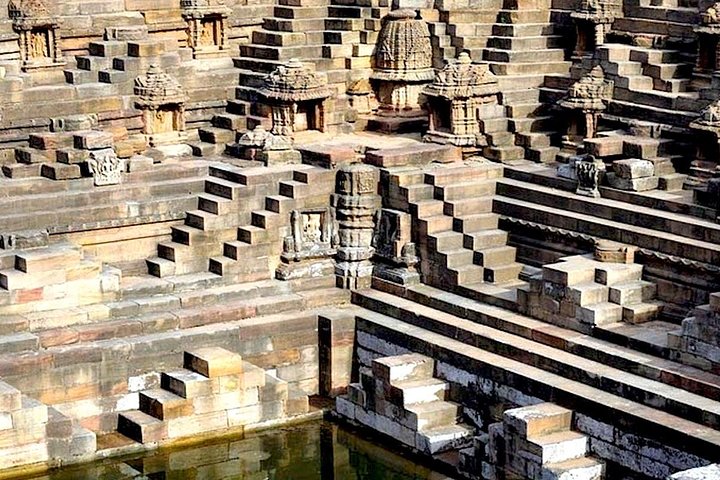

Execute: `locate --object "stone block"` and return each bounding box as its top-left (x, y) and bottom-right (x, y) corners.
top-left (74, 131), bottom-right (114, 150)
top-left (167, 411), bottom-right (229, 438)
top-left (372, 353), bottom-right (434, 384)
top-left (606, 172), bottom-right (659, 192)
top-left (365, 143), bottom-right (461, 167)
top-left (668, 464), bottom-right (720, 479)
top-left (185, 348), bottom-right (244, 378)
top-left (0, 381), bottom-right (22, 411)
top-left (503, 403), bottom-right (572, 437)
top-left (41, 163), bottom-right (82, 180)
top-left (613, 159), bottom-right (654, 179)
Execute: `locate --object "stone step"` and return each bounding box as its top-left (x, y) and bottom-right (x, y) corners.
top-left (473, 245), bottom-right (517, 268)
top-left (543, 456), bottom-right (605, 480)
top-left (417, 215), bottom-right (455, 235)
top-left (416, 423), bottom-right (474, 454)
top-left (435, 249), bottom-right (475, 269)
top-left (447, 264), bottom-right (486, 285)
top-left (529, 430), bottom-right (589, 464)
top-left (352, 289), bottom-right (720, 432)
top-left (463, 229), bottom-right (509, 250)
top-left (486, 34), bottom-right (564, 50)
top-left (372, 353), bottom-right (435, 384)
top-left (389, 377), bottom-right (448, 406)
top-left (622, 301), bottom-right (664, 324)
top-left (609, 280), bottom-right (657, 305)
top-left (483, 48), bottom-right (565, 64)
top-left (443, 197), bottom-right (494, 217)
top-left (483, 262), bottom-right (523, 283)
top-left (453, 213), bottom-right (500, 233)
top-left (505, 402), bottom-right (573, 437)
top-left (488, 60), bottom-right (572, 76)
top-left (117, 410), bottom-right (166, 443)
top-left (496, 177), bottom-right (720, 247)
top-left (429, 231), bottom-right (465, 252)
top-left (404, 400), bottom-right (460, 431)
top-left (378, 283), bottom-right (720, 401)
top-left (139, 388), bottom-right (193, 420)
top-left (434, 181), bottom-right (495, 201)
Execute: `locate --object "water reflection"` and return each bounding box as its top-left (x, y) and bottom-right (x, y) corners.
top-left (18, 421), bottom-right (454, 480)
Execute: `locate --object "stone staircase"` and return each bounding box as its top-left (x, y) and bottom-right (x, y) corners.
top-left (518, 254), bottom-right (663, 333)
top-left (595, 44), bottom-right (700, 128)
top-left (118, 347), bottom-right (308, 443)
top-left (349, 286), bottom-right (720, 470)
top-left (397, 162), bottom-right (523, 289)
top-left (437, 0), bottom-right (503, 67)
top-left (335, 353), bottom-right (474, 456)
top-left (147, 163), bottom-right (334, 280)
top-left (476, 0), bottom-right (573, 162)
top-left (232, 0), bottom-right (355, 134)
top-left (208, 165), bottom-right (335, 282)
top-left (489, 402), bottom-right (605, 479)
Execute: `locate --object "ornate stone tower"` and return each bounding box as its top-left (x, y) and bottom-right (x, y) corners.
top-left (8, 0), bottom-right (64, 72)
top-left (369, 9), bottom-right (434, 132)
top-left (570, 0), bottom-right (622, 59)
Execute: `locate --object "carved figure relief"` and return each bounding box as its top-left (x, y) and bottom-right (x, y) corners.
top-left (88, 149), bottom-right (124, 186)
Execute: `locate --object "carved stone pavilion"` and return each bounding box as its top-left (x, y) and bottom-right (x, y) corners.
top-left (260, 59), bottom-right (334, 137)
top-left (134, 65), bottom-right (189, 148)
top-left (423, 52), bottom-right (500, 146)
top-left (0, 0), bottom-right (719, 478)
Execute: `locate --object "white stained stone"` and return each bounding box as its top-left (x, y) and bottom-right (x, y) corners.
top-left (668, 464), bottom-right (720, 479)
top-left (0, 412), bottom-right (12, 430)
top-left (613, 159), bottom-right (654, 179)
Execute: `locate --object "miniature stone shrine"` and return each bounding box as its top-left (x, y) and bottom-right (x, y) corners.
top-left (422, 52), bottom-right (501, 147)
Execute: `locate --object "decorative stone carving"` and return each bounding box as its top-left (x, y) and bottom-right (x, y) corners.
top-left (688, 100), bottom-right (720, 189)
top-left (371, 9), bottom-right (433, 118)
top-left (347, 79), bottom-right (376, 116)
top-left (594, 239), bottom-right (636, 263)
top-left (332, 163), bottom-right (380, 289)
top-left (695, 4), bottom-right (720, 74)
top-left (8, 0), bottom-right (64, 71)
top-left (372, 209), bottom-right (419, 285)
top-left (181, 0), bottom-right (232, 58)
top-left (669, 292), bottom-right (720, 373)
top-left (422, 52), bottom-right (500, 147)
top-left (134, 65), bottom-right (189, 148)
top-left (570, 0), bottom-right (622, 57)
top-left (276, 208), bottom-right (337, 280)
top-left (558, 66), bottom-right (613, 148)
top-left (236, 126), bottom-right (300, 165)
top-left (260, 59), bottom-right (333, 137)
top-left (88, 148), bottom-right (124, 186)
top-left (575, 154), bottom-right (605, 197)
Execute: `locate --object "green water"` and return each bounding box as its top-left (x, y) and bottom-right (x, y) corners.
top-left (21, 421), bottom-right (454, 480)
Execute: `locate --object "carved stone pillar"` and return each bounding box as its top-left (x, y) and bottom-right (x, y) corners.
top-left (332, 163), bottom-right (380, 290)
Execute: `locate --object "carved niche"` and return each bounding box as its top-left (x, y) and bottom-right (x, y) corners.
top-left (134, 65), bottom-right (189, 147)
top-left (181, 0), bottom-right (232, 58)
top-left (8, 0), bottom-right (64, 71)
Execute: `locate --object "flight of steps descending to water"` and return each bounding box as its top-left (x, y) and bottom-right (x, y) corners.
top-left (347, 285), bottom-right (720, 475)
top-left (336, 353), bottom-right (475, 456)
